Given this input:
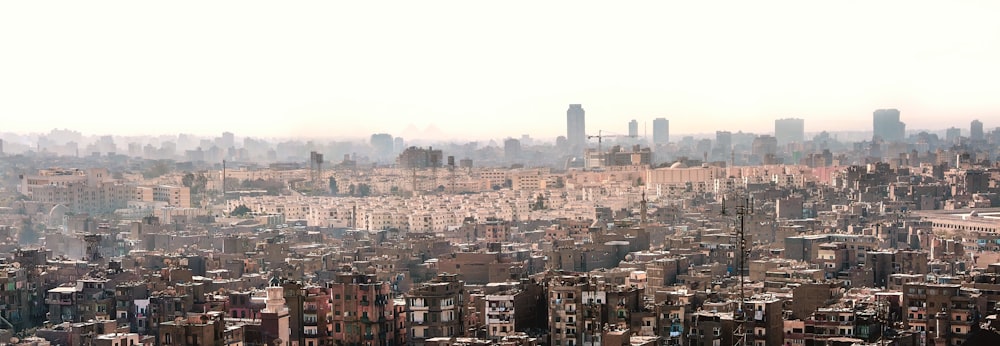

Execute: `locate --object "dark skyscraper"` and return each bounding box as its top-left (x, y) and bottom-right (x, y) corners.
top-left (774, 118), bottom-right (805, 146)
top-left (566, 104), bottom-right (586, 154)
top-left (652, 118), bottom-right (669, 145)
top-left (628, 119), bottom-right (638, 138)
top-left (872, 109), bottom-right (905, 142)
top-left (971, 119), bottom-right (984, 141)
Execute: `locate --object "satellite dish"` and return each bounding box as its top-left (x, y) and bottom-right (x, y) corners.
top-left (12, 262), bottom-right (20, 268)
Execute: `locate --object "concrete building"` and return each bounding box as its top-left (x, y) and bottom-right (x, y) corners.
top-left (406, 274), bottom-right (466, 346)
top-left (652, 118), bottom-right (669, 145)
top-left (902, 283), bottom-right (983, 345)
top-left (774, 118), bottom-right (805, 146)
top-left (504, 138), bottom-right (521, 164)
top-left (157, 312), bottom-right (225, 346)
top-left (371, 133), bottom-right (395, 163)
top-left (873, 109), bottom-right (905, 142)
top-left (971, 119), bottom-right (984, 141)
top-left (628, 120), bottom-right (638, 138)
top-left (567, 104), bottom-right (586, 155)
top-left (21, 168), bottom-right (135, 214)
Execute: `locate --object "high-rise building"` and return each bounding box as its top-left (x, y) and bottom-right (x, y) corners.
top-left (752, 135), bottom-right (778, 158)
top-left (946, 127), bottom-right (961, 143)
top-left (504, 138), bottom-right (521, 163)
top-left (971, 119), bottom-right (984, 141)
top-left (872, 109), bottom-right (905, 142)
top-left (566, 104), bottom-right (586, 154)
top-left (370, 133), bottom-right (394, 163)
top-left (628, 119), bottom-right (638, 138)
top-left (652, 118), bottom-right (669, 145)
top-left (774, 118), bottom-right (805, 145)
top-left (715, 131), bottom-right (732, 152)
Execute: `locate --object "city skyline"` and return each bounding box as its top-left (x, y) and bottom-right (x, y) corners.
top-left (3, 2), bottom-right (1000, 139)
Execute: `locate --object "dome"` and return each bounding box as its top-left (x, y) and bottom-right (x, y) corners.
top-left (669, 161), bottom-right (687, 169)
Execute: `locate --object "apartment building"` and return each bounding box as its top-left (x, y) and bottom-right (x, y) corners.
top-left (406, 274), bottom-right (465, 346)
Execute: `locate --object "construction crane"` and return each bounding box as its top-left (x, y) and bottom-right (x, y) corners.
top-left (586, 130), bottom-right (637, 168)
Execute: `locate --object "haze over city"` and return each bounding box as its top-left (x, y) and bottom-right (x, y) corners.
top-left (7, 3), bottom-right (1000, 346)
top-left (3, 1), bottom-right (1000, 139)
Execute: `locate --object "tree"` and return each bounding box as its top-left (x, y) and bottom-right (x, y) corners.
top-left (532, 194), bottom-right (546, 210)
top-left (554, 177), bottom-right (565, 188)
top-left (182, 172), bottom-right (195, 189)
top-left (357, 183), bottom-right (371, 197)
top-left (328, 177), bottom-right (338, 196)
top-left (143, 160), bottom-right (173, 179)
top-left (230, 205), bottom-right (252, 216)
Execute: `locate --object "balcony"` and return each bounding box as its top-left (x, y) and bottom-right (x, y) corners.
top-left (45, 298), bottom-right (73, 305)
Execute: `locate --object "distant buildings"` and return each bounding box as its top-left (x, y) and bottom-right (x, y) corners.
top-left (774, 118), bottom-right (804, 145)
top-left (398, 147), bottom-right (444, 169)
top-left (971, 119), bottom-right (984, 141)
top-left (652, 118), bottom-right (669, 145)
top-left (504, 138), bottom-right (522, 164)
top-left (873, 109), bottom-right (905, 142)
top-left (628, 119), bottom-right (638, 138)
top-left (751, 135), bottom-right (778, 164)
top-left (371, 133), bottom-right (395, 163)
top-left (566, 104), bottom-right (586, 155)
top-left (946, 127), bottom-right (962, 144)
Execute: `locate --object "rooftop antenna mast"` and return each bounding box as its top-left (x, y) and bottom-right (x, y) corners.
top-left (722, 191), bottom-right (754, 346)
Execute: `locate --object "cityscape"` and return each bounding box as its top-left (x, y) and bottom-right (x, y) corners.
top-left (0, 107), bottom-right (998, 346)
top-left (6, 2), bottom-right (1000, 346)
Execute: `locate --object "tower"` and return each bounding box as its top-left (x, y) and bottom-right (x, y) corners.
top-left (774, 118), bottom-right (804, 145)
top-left (652, 118), bottom-right (669, 145)
top-left (504, 138), bottom-right (521, 164)
top-left (873, 109), bottom-right (905, 142)
top-left (261, 276), bottom-right (290, 346)
top-left (628, 119), bottom-right (638, 138)
top-left (566, 104), bottom-right (586, 155)
top-left (971, 119), bottom-right (984, 141)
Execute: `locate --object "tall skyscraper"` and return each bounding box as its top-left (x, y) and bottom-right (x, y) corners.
top-left (715, 131), bottom-right (732, 151)
top-left (652, 118), bottom-right (669, 145)
top-left (503, 138), bottom-right (521, 163)
top-left (370, 133), bottom-right (394, 163)
top-left (566, 104), bottom-right (586, 154)
top-left (628, 119), bottom-right (638, 138)
top-left (872, 109), bottom-right (905, 142)
top-left (774, 118), bottom-right (805, 145)
top-left (971, 120), bottom-right (984, 141)
top-left (946, 127), bottom-right (961, 143)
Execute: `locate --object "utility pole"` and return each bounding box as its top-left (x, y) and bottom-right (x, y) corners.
top-left (222, 160), bottom-right (227, 206)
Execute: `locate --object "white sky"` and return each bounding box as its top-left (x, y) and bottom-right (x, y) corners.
top-left (2, 1), bottom-right (999, 140)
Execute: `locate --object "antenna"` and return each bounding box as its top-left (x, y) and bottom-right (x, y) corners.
top-left (723, 191), bottom-right (754, 346)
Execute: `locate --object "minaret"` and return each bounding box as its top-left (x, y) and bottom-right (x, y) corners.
top-left (640, 192), bottom-right (648, 227)
top-left (261, 276), bottom-right (290, 346)
top-left (264, 276), bottom-right (288, 314)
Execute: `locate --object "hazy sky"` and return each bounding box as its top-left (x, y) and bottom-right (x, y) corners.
top-left (2, 1), bottom-right (999, 140)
